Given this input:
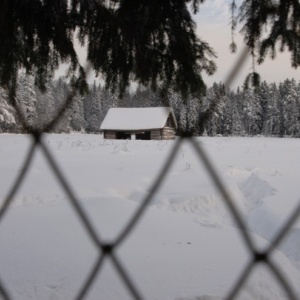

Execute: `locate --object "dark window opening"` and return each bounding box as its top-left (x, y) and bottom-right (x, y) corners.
top-left (136, 131), bottom-right (151, 140)
top-left (116, 132), bottom-right (131, 139)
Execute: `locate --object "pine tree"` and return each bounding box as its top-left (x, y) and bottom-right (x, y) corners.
top-left (282, 79), bottom-right (300, 136)
top-left (231, 98), bottom-right (246, 136)
top-left (203, 83), bottom-right (226, 136)
top-left (202, 86), bottom-right (214, 136)
top-left (221, 91), bottom-right (245, 136)
top-left (264, 83), bottom-right (280, 136)
top-left (257, 81), bottom-right (270, 134)
top-left (1, 0), bottom-right (217, 99)
top-left (16, 73), bottom-right (38, 130)
top-left (36, 80), bottom-right (56, 131)
top-left (181, 96), bottom-right (199, 134)
top-left (241, 88), bottom-right (261, 135)
top-left (84, 82), bottom-right (102, 133)
top-left (0, 86), bottom-right (18, 132)
top-left (168, 90), bottom-right (182, 125)
top-left (233, 0), bottom-right (300, 89)
top-left (70, 92), bottom-right (86, 132)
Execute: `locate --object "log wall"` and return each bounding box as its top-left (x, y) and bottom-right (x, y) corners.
top-left (161, 127), bottom-right (176, 140)
top-left (151, 130), bottom-right (162, 140)
top-left (104, 131), bottom-right (116, 139)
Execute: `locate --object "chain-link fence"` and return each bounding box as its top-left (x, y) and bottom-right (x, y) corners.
top-left (0, 43), bottom-right (300, 300)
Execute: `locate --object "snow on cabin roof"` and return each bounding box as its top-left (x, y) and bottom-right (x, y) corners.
top-left (100, 107), bottom-right (177, 131)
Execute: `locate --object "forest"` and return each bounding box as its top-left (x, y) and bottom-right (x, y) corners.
top-left (0, 73), bottom-right (300, 138)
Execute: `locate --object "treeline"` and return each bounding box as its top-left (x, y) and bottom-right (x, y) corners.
top-left (1, 73), bottom-right (300, 137)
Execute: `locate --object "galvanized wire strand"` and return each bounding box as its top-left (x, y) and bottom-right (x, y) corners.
top-left (187, 136), bottom-right (300, 299)
top-left (225, 256), bottom-right (299, 300)
top-left (0, 137), bottom-right (38, 300)
top-left (39, 135), bottom-right (146, 300)
top-left (39, 138), bottom-right (103, 249)
top-left (43, 63), bottom-right (93, 133)
top-left (197, 46), bottom-right (249, 145)
top-left (42, 89), bottom-right (77, 133)
top-left (188, 137), bottom-right (256, 253)
top-left (0, 139), bottom-right (37, 222)
top-left (267, 259), bottom-right (298, 300)
top-left (225, 260), bottom-right (254, 300)
top-left (224, 46), bottom-right (249, 91)
top-left (110, 252), bottom-right (144, 300)
top-left (114, 137), bottom-right (184, 248)
top-left (0, 278), bottom-right (11, 300)
top-left (75, 254), bottom-right (106, 300)
top-left (1, 23), bottom-right (299, 300)
top-left (266, 198), bottom-right (300, 257)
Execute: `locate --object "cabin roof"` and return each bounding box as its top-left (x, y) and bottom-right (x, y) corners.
top-left (100, 107), bottom-right (178, 131)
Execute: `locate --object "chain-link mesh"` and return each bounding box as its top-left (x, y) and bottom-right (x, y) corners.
top-left (0, 44), bottom-right (300, 300)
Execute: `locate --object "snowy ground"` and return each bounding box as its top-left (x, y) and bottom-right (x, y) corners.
top-left (1, 134), bottom-right (300, 300)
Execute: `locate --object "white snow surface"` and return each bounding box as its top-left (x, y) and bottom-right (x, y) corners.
top-left (100, 107), bottom-right (177, 130)
top-left (1, 135), bottom-right (300, 300)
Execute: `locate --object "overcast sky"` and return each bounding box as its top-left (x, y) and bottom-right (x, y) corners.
top-left (195, 0), bottom-right (299, 89)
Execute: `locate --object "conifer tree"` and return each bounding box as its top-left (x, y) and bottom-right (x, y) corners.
top-left (16, 73), bottom-right (38, 130)
top-left (0, 86), bottom-right (18, 132)
top-left (257, 81), bottom-right (270, 133)
top-left (0, 0), bottom-right (217, 100)
top-left (241, 88), bottom-right (260, 135)
top-left (70, 92), bottom-right (86, 132)
top-left (263, 83), bottom-right (280, 136)
top-left (36, 80), bottom-right (56, 131)
top-left (282, 79), bottom-right (300, 136)
top-left (233, 0), bottom-right (300, 88)
top-left (168, 89), bottom-right (182, 130)
top-left (203, 83), bottom-right (226, 136)
top-left (84, 82), bottom-right (102, 132)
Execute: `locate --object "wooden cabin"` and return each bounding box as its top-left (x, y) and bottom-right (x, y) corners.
top-left (100, 107), bottom-right (178, 140)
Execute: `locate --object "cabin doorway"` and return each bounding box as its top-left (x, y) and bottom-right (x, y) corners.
top-left (116, 132), bottom-right (131, 139)
top-left (136, 131), bottom-right (151, 140)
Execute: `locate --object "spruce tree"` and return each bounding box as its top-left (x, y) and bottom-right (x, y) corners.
top-left (282, 79), bottom-right (300, 136)
top-left (0, 0), bottom-right (217, 99)
top-left (70, 92), bottom-right (86, 132)
top-left (84, 82), bottom-right (102, 133)
top-left (0, 86), bottom-right (18, 132)
top-left (36, 80), bottom-right (55, 131)
top-left (16, 73), bottom-right (38, 130)
top-left (233, 0), bottom-right (300, 88)
top-left (264, 83), bottom-right (281, 136)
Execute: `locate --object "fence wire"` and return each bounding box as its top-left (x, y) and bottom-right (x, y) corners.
top-left (0, 44), bottom-right (300, 300)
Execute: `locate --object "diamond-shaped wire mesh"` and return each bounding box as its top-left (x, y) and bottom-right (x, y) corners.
top-left (0, 45), bottom-right (300, 300)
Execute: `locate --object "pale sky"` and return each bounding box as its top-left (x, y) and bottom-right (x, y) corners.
top-left (195, 0), bottom-right (299, 89)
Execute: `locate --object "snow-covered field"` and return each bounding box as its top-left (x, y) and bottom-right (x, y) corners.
top-left (1, 134), bottom-right (300, 300)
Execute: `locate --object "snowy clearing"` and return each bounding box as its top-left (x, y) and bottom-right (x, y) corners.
top-left (1, 134), bottom-right (300, 300)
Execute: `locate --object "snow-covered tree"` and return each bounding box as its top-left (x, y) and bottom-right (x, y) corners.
top-left (36, 79), bottom-right (56, 131)
top-left (203, 83), bottom-right (226, 136)
top-left (257, 81), bottom-right (270, 134)
top-left (240, 88), bottom-right (261, 135)
top-left (168, 89), bottom-right (182, 127)
top-left (263, 83), bottom-right (281, 136)
top-left (70, 92), bottom-right (86, 132)
top-left (282, 79), bottom-right (300, 136)
top-left (3, 74), bottom-right (300, 138)
top-left (221, 91), bottom-right (245, 136)
top-left (84, 82), bottom-right (102, 132)
top-left (0, 86), bottom-right (18, 132)
top-left (16, 73), bottom-right (38, 129)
